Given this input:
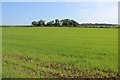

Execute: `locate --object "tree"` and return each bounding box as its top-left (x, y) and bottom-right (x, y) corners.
top-left (31, 21), bottom-right (38, 26)
top-left (70, 19), bottom-right (79, 27)
top-left (55, 19), bottom-right (60, 26)
top-left (60, 20), bottom-right (64, 27)
top-left (32, 19), bottom-right (80, 27)
top-left (60, 19), bottom-right (79, 27)
top-left (38, 20), bottom-right (45, 26)
top-left (60, 19), bottom-right (68, 26)
top-left (62, 19), bottom-right (70, 26)
top-left (46, 20), bottom-right (54, 26)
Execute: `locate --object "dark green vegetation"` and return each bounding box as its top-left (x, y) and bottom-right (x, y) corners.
top-left (31, 19), bottom-right (117, 28)
top-left (2, 27), bottom-right (118, 78)
top-left (32, 19), bottom-right (80, 27)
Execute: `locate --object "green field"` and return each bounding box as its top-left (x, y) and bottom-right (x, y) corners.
top-left (2, 27), bottom-right (118, 78)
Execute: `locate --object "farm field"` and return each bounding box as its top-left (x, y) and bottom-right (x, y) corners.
top-left (2, 27), bottom-right (118, 78)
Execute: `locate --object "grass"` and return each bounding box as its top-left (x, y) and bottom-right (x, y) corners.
top-left (2, 27), bottom-right (118, 78)
top-left (0, 27), bottom-right (2, 79)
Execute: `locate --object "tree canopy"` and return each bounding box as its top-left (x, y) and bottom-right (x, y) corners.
top-left (31, 19), bottom-right (80, 27)
top-left (31, 19), bottom-right (117, 28)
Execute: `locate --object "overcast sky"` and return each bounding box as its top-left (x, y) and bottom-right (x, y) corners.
top-left (1, 1), bottom-right (119, 25)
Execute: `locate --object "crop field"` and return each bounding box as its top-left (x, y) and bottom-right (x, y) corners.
top-left (2, 27), bottom-right (118, 78)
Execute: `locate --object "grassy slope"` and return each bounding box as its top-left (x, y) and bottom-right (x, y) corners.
top-left (2, 27), bottom-right (118, 78)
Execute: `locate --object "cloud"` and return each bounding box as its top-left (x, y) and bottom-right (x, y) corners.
top-left (78, 2), bottom-right (118, 24)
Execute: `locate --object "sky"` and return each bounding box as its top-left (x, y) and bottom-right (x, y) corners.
top-left (1, 2), bottom-right (118, 25)
top-left (1, 0), bottom-right (119, 2)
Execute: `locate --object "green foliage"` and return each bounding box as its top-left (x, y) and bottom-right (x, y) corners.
top-left (32, 19), bottom-right (80, 27)
top-left (38, 20), bottom-right (45, 26)
top-left (31, 19), bottom-right (117, 28)
top-left (32, 20), bottom-right (45, 26)
top-left (46, 20), bottom-right (54, 26)
top-left (31, 21), bottom-right (38, 26)
top-left (55, 19), bottom-right (60, 26)
top-left (2, 27), bottom-right (118, 78)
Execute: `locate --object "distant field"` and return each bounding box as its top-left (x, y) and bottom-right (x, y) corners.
top-left (2, 27), bottom-right (118, 78)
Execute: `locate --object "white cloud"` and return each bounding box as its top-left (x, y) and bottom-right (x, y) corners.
top-left (78, 2), bottom-right (118, 24)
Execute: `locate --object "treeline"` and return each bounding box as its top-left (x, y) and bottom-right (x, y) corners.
top-left (31, 19), bottom-right (80, 27)
top-left (31, 19), bottom-right (117, 28)
top-left (1, 19), bottom-right (118, 28)
top-left (1, 25), bottom-right (32, 27)
top-left (80, 23), bottom-right (117, 28)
